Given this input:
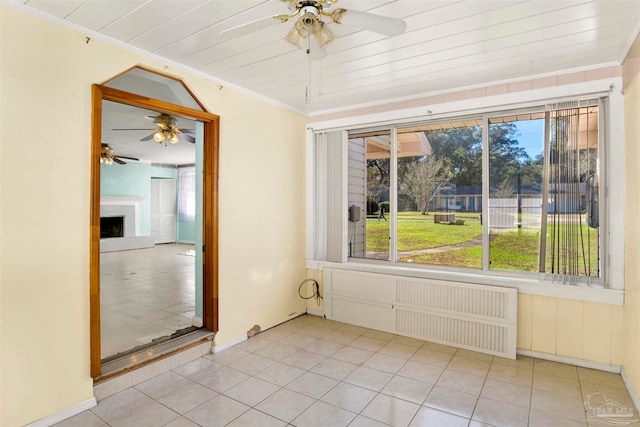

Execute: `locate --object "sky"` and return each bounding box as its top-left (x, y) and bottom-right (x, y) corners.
top-left (513, 119), bottom-right (545, 159)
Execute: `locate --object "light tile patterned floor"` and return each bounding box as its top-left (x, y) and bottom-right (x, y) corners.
top-left (57, 315), bottom-right (639, 426)
top-left (100, 243), bottom-right (196, 359)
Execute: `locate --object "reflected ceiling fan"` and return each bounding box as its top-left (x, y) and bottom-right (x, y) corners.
top-left (100, 143), bottom-right (139, 165)
top-left (220, 0), bottom-right (407, 50)
top-left (113, 113), bottom-right (195, 144)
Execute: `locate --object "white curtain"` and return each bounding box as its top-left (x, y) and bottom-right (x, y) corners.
top-left (178, 166), bottom-right (196, 222)
top-left (314, 130), bottom-right (347, 262)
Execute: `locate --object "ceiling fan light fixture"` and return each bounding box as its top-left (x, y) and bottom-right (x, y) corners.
top-left (285, 25), bottom-right (306, 48)
top-left (100, 155), bottom-right (114, 165)
top-left (100, 143), bottom-right (115, 165)
top-left (153, 131), bottom-right (165, 143)
top-left (168, 132), bottom-right (179, 144)
top-left (285, 12), bottom-right (334, 48)
top-left (153, 114), bottom-right (177, 128)
top-left (315, 22), bottom-right (334, 47)
top-left (223, 1), bottom-right (407, 54)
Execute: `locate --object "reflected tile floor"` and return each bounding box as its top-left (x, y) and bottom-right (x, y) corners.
top-left (57, 315), bottom-right (638, 426)
top-left (100, 243), bottom-right (196, 359)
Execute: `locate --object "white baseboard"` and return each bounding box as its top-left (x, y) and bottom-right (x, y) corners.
top-left (306, 309), bottom-right (324, 317)
top-left (621, 367), bottom-right (640, 412)
top-left (192, 316), bottom-right (203, 327)
top-left (25, 397), bottom-right (97, 427)
top-left (212, 313), bottom-right (312, 353)
top-left (516, 350), bottom-right (640, 411)
top-left (212, 334), bottom-right (247, 353)
top-left (517, 349), bottom-right (621, 373)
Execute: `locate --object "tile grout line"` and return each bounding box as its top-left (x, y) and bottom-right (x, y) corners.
top-left (76, 316), bottom-right (635, 427)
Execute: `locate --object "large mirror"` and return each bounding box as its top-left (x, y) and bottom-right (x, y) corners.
top-left (90, 67), bottom-right (219, 377)
top-left (99, 100), bottom-right (202, 361)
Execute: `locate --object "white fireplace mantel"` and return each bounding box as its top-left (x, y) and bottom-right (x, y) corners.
top-left (100, 196), bottom-right (144, 203)
top-left (100, 196), bottom-right (144, 236)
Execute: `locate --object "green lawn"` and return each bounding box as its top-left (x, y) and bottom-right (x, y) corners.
top-left (366, 212), bottom-right (481, 252)
top-left (366, 211), bottom-right (599, 276)
top-left (403, 246), bottom-right (483, 268)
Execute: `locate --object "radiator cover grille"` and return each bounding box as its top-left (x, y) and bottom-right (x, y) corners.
top-left (396, 310), bottom-right (509, 355)
top-left (323, 269), bottom-right (518, 359)
top-left (396, 279), bottom-right (511, 321)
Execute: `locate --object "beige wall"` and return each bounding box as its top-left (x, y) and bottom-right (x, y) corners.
top-left (0, 6), bottom-right (307, 426)
top-left (623, 33), bottom-right (640, 400)
top-left (518, 295), bottom-right (623, 365)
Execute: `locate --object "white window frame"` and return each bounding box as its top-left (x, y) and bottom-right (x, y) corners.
top-left (306, 77), bottom-right (625, 304)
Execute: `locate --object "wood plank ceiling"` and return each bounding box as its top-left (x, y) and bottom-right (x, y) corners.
top-left (13, 0), bottom-right (640, 114)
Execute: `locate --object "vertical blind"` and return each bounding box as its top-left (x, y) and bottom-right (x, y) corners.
top-left (543, 100), bottom-right (601, 283)
top-left (314, 130), bottom-right (347, 262)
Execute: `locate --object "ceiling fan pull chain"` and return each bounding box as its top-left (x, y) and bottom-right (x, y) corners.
top-left (318, 54), bottom-right (323, 97)
top-left (306, 36), bottom-right (312, 104)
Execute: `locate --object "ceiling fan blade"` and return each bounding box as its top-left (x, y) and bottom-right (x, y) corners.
top-left (140, 133), bottom-right (155, 141)
top-left (182, 134), bottom-right (196, 143)
top-left (339, 10), bottom-right (406, 36)
top-left (113, 158), bottom-right (126, 165)
top-left (117, 155), bottom-right (140, 161)
top-left (181, 129), bottom-right (196, 134)
top-left (219, 15), bottom-right (280, 39)
top-left (112, 128), bottom-right (154, 131)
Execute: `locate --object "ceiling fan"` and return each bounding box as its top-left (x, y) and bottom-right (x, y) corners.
top-left (220, 0), bottom-right (407, 50)
top-left (113, 113), bottom-right (195, 144)
top-left (100, 143), bottom-right (139, 165)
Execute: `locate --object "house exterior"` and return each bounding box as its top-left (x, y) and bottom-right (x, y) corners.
top-left (1, 4), bottom-right (640, 426)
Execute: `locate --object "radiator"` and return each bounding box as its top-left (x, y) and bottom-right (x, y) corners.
top-left (323, 269), bottom-right (517, 359)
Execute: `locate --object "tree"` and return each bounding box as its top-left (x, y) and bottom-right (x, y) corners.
top-left (488, 123), bottom-right (532, 190)
top-left (367, 158), bottom-right (390, 203)
top-left (493, 181), bottom-right (516, 198)
top-left (519, 154), bottom-right (544, 186)
top-left (424, 123), bottom-right (542, 191)
top-left (400, 156), bottom-right (451, 215)
top-left (426, 126), bottom-right (482, 187)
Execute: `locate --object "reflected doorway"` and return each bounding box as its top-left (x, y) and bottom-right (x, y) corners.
top-left (91, 67), bottom-right (219, 378)
top-left (99, 100), bottom-right (201, 361)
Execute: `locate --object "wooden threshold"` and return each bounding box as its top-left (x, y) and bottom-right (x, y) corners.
top-left (94, 329), bottom-right (214, 384)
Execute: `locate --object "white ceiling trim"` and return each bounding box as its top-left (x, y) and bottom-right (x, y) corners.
top-left (620, 20), bottom-right (640, 63)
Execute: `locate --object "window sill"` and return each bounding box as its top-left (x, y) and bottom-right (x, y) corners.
top-left (305, 259), bottom-right (623, 305)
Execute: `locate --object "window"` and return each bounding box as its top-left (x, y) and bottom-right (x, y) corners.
top-left (487, 103), bottom-right (601, 281)
top-left (348, 130), bottom-right (391, 260)
top-left (396, 121), bottom-right (483, 268)
top-left (346, 99), bottom-right (604, 284)
top-left (178, 166), bottom-right (196, 222)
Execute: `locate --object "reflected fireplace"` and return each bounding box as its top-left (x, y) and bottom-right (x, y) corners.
top-left (100, 196), bottom-right (154, 252)
top-left (101, 216), bottom-right (124, 238)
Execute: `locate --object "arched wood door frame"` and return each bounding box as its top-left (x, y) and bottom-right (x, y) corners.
top-left (90, 83), bottom-right (219, 378)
